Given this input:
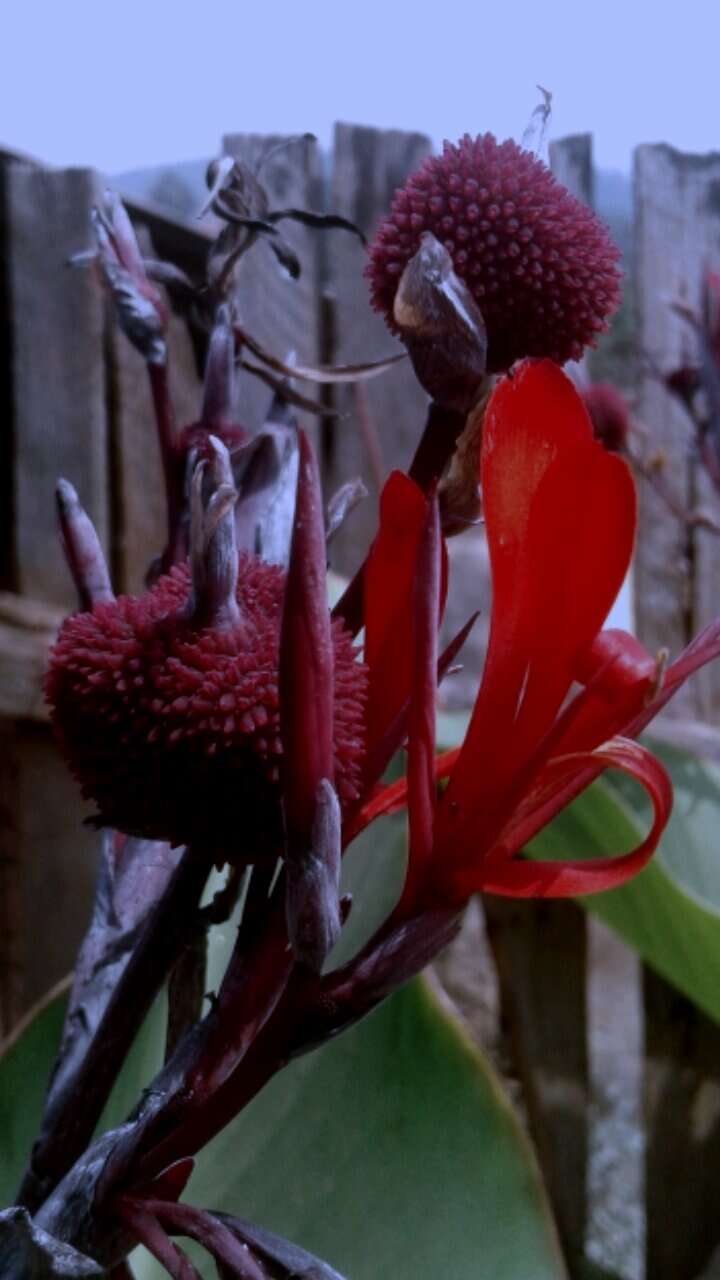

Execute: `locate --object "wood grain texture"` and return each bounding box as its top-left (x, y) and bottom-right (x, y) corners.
top-left (0, 592), bottom-right (63, 722)
top-left (221, 132), bottom-right (322, 443)
top-left (549, 134), bottom-right (594, 206)
top-left (483, 895), bottom-right (589, 1275)
top-left (323, 123), bottom-right (432, 573)
top-left (633, 145), bottom-right (720, 716)
top-left (6, 164), bottom-right (109, 609)
top-left (644, 966), bottom-right (720, 1279)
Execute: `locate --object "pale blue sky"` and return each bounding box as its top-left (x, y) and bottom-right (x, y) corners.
top-left (3, 0), bottom-right (717, 174)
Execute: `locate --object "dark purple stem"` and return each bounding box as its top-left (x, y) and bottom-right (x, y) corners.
top-left (17, 846), bottom-right (210, 1213)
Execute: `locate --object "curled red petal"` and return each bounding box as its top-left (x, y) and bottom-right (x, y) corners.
top-left (446, 737), bottom-right (671, 900)
top-left (436, 360), bottom-right (636, 857)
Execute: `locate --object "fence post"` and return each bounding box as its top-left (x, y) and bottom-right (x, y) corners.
top-left (482, 135), bottom-right (597, 1277)
top-left (633, 144), bottom-right (720, 717)
top-left (0, 163), bottom-right (111, 1020)
top-left (221, 132), bottom-right (323, 444)
top-left (634, 142), bottom-right (720, 1279)
top-left (322, 123), bottom-right (432, 572)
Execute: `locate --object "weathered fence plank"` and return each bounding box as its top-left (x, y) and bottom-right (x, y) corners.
top-left (477, 136), bottom-right (595, 1279)
top-left (222, 133), bottom-right (323, 441)
top-left (483, 895), bottom-right (589, 1274)
top-left (644, 967), bottom-right (720, 1279)
top-left (0, 593), bottom-right (61, 722)
top-left (0, 163), bottom-right (112, 1022)
top-left (549, 134), bottom-right (594, 206)
top-left (634, 143), bottom-right (720, 1280)
top-left (323, 123), bottom-right (432, 572)
top-left (633, 144), bottom-right (720, 716)
top-left (6, 164), bottom-right (109, 610)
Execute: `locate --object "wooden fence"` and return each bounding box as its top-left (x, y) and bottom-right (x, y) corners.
top-left (1, 125), bottom-right (720, 1279)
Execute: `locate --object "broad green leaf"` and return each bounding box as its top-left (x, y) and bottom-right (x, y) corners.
top-left (529, 756), bottom-right (720, 1024)
top-left (436, 712), bottom-right (720, 1024)
top-left (0, 986), bottom-right (68, 1207)
top-left (126, 977), bottom-right (564, 1280)
top-left (0, 833), bottom-right (564, 1280)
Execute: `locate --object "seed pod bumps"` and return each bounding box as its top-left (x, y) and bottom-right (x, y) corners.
top-left (367, 133), bottom-right (621, 372)
top-left (45, 557), bottom-right (366, 861)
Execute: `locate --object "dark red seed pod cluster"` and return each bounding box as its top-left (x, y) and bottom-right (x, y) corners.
top-left (45, 556), bottom-right (366, 861)
top-left (367, 133), bottom-right (622, 373)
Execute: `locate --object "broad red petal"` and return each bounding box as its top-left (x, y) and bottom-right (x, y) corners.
top-left (436, 360), bottom-right (636, 859)
top-left (444, 738), bottom-right (671, 899)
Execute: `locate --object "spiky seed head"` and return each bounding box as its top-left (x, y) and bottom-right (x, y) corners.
top-left (367, 133), bottom-right (621, 373)
top-left (45, 557), bottom-right (366, 862)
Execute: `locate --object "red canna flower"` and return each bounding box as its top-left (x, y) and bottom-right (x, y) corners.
top-left (349, 359), bottom-right (720, 912)
top-left (367, 133), bottom-right (621, 372)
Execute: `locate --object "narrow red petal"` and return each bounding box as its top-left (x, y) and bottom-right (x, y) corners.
top-left (363, 471), bottom-right (447, 779)
top-left (400, 489), bottom-right (441, 910)
top-left (446, 738), bottom-right (671, 899)
top-left (629, 617), bottom-right (720, 734)
top-left (436, 360), bottom-right (636, 858)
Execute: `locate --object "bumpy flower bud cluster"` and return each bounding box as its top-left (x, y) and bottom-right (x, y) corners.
top-left (367, 133), bottom-right (621, 372)
top-left (46, 558), bottom-right (366, 861)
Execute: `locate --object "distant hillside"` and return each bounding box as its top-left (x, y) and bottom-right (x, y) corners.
top-left (114, 158), bottom-right (209, 219)
top-left (595, 169), bottom-right (633, 264)
top-left (114, 157), bottom-right (634, 261)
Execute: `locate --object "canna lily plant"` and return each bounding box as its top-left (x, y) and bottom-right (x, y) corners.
top-left (5, 133), bottom-right (720, 1279)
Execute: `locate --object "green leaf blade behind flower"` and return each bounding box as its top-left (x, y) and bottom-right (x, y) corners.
top-left (0, 906), bottom-right (565, 1280)
top-left (527, 744), bottom-right (720, 1025)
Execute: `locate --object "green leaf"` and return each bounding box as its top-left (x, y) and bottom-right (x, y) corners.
top-left (528, 748), bottom-right (720, 1024)
top-left (0, 851), bottom-right (564, 1279)
top-left (436, 712), bottom-right (720, 1024)
top-left (126, 977), bottom-right (564, 1280)
top-left (0, 985), bottom-right (68, 1207)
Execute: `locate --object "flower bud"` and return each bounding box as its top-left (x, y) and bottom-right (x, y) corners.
top-left (393, 233), bottom-right (488, 412)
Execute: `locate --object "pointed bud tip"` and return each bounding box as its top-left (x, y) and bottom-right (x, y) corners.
top-left (56, 477), bottom-right (79, 511)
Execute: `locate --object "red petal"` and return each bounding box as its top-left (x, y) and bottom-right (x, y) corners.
top-left (363, 472), bottom-right (447, 778)
top-left (629, 618), bottom-right (720, 734)
top-left (344, 748), bottom-right (459, 847)
top-left (447, 738), bottom-right (671, 899)
top-left (436, 360), bottom-right (636, 858)
top-left (400, 489), bottom-right (441, 910)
